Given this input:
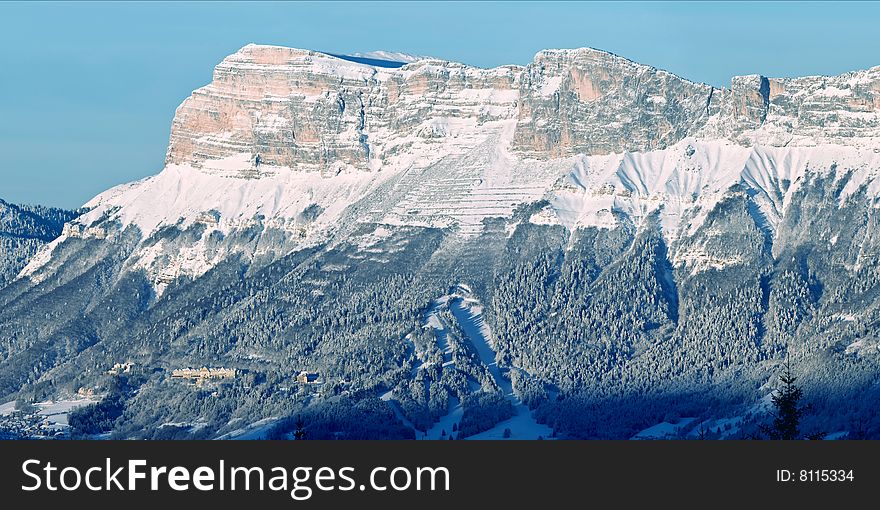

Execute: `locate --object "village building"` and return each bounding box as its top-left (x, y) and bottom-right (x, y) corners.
top-left (296, 371), bottom-right (319, 384)
top-left (106, 362), bottom-right (134, 375)
top-left (171, 367), bottom-right (237, 385)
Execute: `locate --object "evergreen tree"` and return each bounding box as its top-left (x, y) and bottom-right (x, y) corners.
top-left (761, 361), bottom-right (805, 440)
top-left (293, 419), bottom-right (307, 440)
top-left (695, 421), bottom-right (708, 440)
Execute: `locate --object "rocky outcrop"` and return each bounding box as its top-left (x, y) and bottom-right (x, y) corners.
top-left (512, 48), bottom-right (715, 156)
top-left (166, 46), bottom-right (379, 171)
top-left (701, 66), bottom-right (880, 146)
top-left (166, 44), bottom-right (520, 174)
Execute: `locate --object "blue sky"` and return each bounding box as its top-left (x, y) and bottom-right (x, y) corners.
top-left (1, 1), bottom-right (879, 208)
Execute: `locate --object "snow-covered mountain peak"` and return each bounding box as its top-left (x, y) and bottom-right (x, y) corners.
top-left (17, 44), bottom-right (880, 289)
top-left (347, 50), bottom-right (432, 64)
top-left (533, 46), bottom-right (689, 79)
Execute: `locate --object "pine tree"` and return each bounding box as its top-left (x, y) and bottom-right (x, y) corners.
top-left (762, 360), bottom-right (804, 440)
top-left (696, 420), bottom-right (708, 440)
top-left (293, 419), bottom-right (307, 440)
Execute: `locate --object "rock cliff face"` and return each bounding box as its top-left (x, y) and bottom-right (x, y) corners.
top-left (166, 44), bottom-right (521, 174)
top-left (166, 44), bottom-right (880, 174)
top-left (166, 46), bottom-right (379, 171)
top-left (512, 48), bottom-right (715, 156)
top-left (700, 66), bottom-right (880, 146)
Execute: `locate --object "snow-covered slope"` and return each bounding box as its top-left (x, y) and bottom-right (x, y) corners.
top-left (537, 140), bottom-right (880, 236)
top-left (346, 50), bottom-right (431, 63)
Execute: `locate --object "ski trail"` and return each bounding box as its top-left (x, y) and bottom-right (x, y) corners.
top-left (449, 297), bottom-right (553, 440)
top-left (422, 396), bottom-right (463, 440)
top-left (380, 390), bottom-right (417, 432)
top-left (420, 296), bottom-right (463, 439)
top-left (386, 285), bottom-right (553, 439)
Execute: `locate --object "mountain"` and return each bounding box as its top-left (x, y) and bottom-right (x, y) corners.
top-left (2, 44), bottom-right (880, 439)
top-left (0, 199), bottom-right (80, 288)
